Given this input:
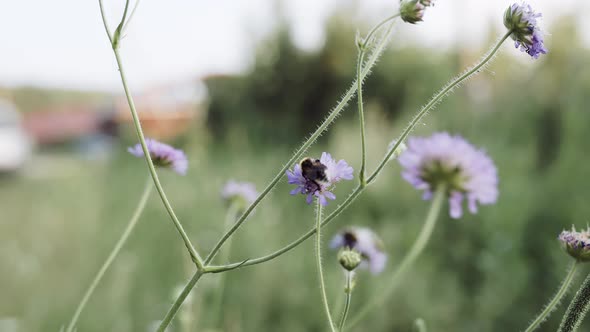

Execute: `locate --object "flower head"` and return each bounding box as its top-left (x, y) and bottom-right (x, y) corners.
top-left (330, 227), bottom-right (387, 274)
top-left (400, 0), bottom-right (425, 24)
top-left (559, 227), bottom-right (590, 262)
top-left (128, 138), bottom-right (188, 175)
top-left (338, 248), bottom-right (363, 272)
top-left (400, 0), bottom-right (434, 24)
top-left (398, 132), bottom-right (498, 219)
top-left (221, 180), bottom-right (258, 211)
top-left (504, 2), bottom-right (547, 59)
top-left (286, 152), bottom-right (353, 206)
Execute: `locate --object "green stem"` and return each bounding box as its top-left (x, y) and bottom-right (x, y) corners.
top-left (65, 178), bottom-right (152, 332)
top-left (338, 272), bottom-right (354, 332)
top-left (315, 199), bottom-right (337, 332)
top-left (355, 13), bottom-right (399, 187)
top-left (202, 16), bottom-right (397, 266)
top-left (209, 30), bottom-right (513, 273)
top-left (524, 261), bottom-right (578, 332)
top-left (367, 30), bottom-right (512, 184)
top-left (356, 49), bottom-right (367, 186)
top-left (98, 0), bottom-right (204, 270)
top-left (347, 185), bottom-right (446, 328)
top-left (157, 269), bottom-right (205, 332)
top-left (558, 267), bottom-right (590, 332)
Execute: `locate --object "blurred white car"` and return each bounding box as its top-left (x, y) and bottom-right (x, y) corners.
top-left (0, 99), bottom-right (31, 172)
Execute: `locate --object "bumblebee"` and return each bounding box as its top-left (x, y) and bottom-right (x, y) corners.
top-left (300, 157), bottom-right (328, 186)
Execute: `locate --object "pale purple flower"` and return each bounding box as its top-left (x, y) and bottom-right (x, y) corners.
top-left (286, 152), bottom-right (353, 206)
top-left (504, 2), bottom-right (547, 59)
top-left (398, 132), bottom-right (498, 219)
top-left (221, 180), bottom-right (258, 208)
top-left (330, 227), bottom-right (387, 274)
top-left (128, 138), bottom-right (188, 175)
top-left (559, 227), bottom-right (590, 262)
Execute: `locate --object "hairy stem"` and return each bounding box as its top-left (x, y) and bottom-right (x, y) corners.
top-left (338, 271), bottom-right (354, 332)
top-left (98, 0), bottom-right (204, 270)
top-left (367, 30), bottom-right (512, 183)
top-left (202, 16), bottom-right (397, 266)
top-left (558, 268), bottom-right (590, 332)
top-left (65, 178), bottom-right (152, 332)
top-left (348, 185), bottom-right (446, 327)
top-left (524, 261), bottom-right (578, 332)
top-left (315, 200), bottom-right (337, 332)
top-left (355, 13), bottom-right (399, 187)
top-left (157, 270), bottom-right (205, 332)
top-left (210, 30), bottom-right (513, 273)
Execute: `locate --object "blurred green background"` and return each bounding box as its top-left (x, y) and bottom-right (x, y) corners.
top-left (1, 8), bottom-right (590, 332)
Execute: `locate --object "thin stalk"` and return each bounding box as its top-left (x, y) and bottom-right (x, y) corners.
top-left (354, 13), bottom-right (399, 186)
top-left (367, 30), bottom-right (512, 184)
top-left (338, 272), bottom-right (354, 331)
top-left (315, 199), bottom-right (337, 332)
top-left (210, 30), bottom-right (514, 273)
top-left (98, 0), bottom-right (204, 270)
top-left (157, 270), bottom-right (205, 332)
top-left (524, 261), bottom-right (578, 332)
top-left (202, 17), bottom-right (397, 266)
top-left (558, 268), bottom-right (590, 332)
top-left (65, 178), bottom-right (152, 332)
top-left (356, 49), bottom-right (368, 186)
top-left (347, 185), bottom-right (446, 328)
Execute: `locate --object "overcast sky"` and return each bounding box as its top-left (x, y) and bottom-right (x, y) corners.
top-left (0, 0), bottom-right (587, 92)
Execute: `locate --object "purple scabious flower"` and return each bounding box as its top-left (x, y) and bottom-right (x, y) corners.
top-left (286, 152), bottom-right (353, 206)
top-left (559, 227), bottom-right (590, 262)
top-left (330, 227), bottom-right (387, 274)
top-left (128, 138), bottom-right (188, 175)
top-left (221, 180), bottom-right (258, 210)
top-left (398, 132), bottom-right (498, 219)
top-left (504, 2), bottom-right (547, 59)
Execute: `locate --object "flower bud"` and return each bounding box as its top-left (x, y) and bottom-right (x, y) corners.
top-left (400, 0), bottom-right (426, 24)
top-left (503, 2), bottom-right (547, 59)
top-left (559, 227), bottom-right (590, 262)
top-left (338, 248), bottom-right (362, 271)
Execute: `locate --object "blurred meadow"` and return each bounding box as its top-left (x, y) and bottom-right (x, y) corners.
top-left (1, 1), bottom-right (590, 332)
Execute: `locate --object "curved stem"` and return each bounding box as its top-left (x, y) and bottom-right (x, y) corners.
top-left (315, 200), bottom-right (337, 332)
top-left (367, 30), bottom-right (512, 184)
top-left (202, 17), bottom-right (397, 266)
top-left (558, 267), bottom-right (590, 332)
top-left (157, 269), bottom-right (205, 332)
top-left (355, 13), bottom-right (400, 187)
top-left (524, 261), bottom-right (578, 332)
top-left (338, 271), bottom-right (354, 332)
top-left (65, 178), bottom-right (152, 332)
top-left (347, 185), bottom-right (446, 328)
top-left (98, 0), bottom-right (204, 270)
top-left (210, 30), bottom-right (514, 273)
top-left (356, 48), bottom-right (368, 186)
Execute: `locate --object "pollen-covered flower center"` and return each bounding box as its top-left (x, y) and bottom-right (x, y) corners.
top-left (420, 160), bottom-right (468, 191)
top-left (151, 154), bottom-right (173, 168)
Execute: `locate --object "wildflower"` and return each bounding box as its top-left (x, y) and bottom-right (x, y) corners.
top-left (400, 0), bottom-right (434, 24)
top-left (398, 132), bottom-right (498, 219)
top-left (221, 180), bottom-right (258, 211)
top-left (286, 152), bottom-right (353, 206)
top-left (503, 2), bottom-right (547, 59)
top-left (330, 227), bottom-right (387, 274)
top-left (128, 138), bottom-right (188, 175)
top-left (559, 227), bottom-right (590, 262)
top-left (338, 248), bottom-right (362, 272)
